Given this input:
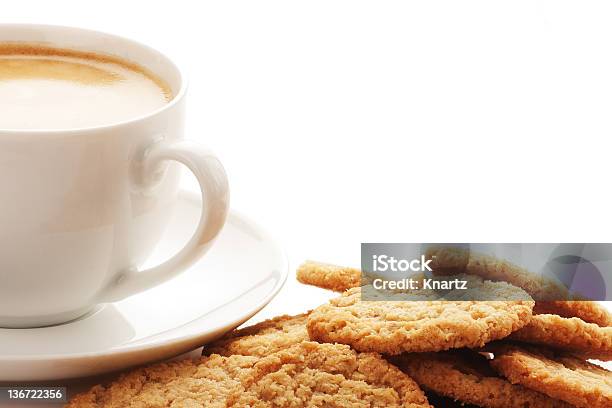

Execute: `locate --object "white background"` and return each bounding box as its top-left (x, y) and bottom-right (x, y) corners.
top-left (6, 0), bottom-right (612, 252)
top-left (3, 0), bottom-right (612, 403)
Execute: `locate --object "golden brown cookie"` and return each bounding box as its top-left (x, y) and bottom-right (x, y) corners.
top-left (203, 313), bottom-right (309, 357)
top-left (296, 261), bottom-right (362, 292)
top-left (489, 343), bottom-right (612, 408)
top-left (307, 285), bottom-right (534, 355)
top-left (507, 314), bottom-right (612, 361)
top-left (533, 301), bottom-right (612, 327)
top-left (67, 342), bottom-right (432, 408)
top-left (393, 350), bottom-right (573, 408)
top-left (427, 247), bottom-right (611, 325)
top-left (426, 246), bottom-right (569, 301)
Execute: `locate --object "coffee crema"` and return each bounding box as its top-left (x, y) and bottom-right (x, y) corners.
top-left (0, 44), bottom-right (172, 130)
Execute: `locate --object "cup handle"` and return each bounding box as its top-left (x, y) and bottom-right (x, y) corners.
top-left (98, 140), bottom-right (230, 302)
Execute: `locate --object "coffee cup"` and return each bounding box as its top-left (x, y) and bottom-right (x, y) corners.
top-left (0, 24), bottom-right (230, 328)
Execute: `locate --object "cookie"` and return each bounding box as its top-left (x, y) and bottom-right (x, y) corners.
top-left (489, 343), bottom-right (612, 408)
top-left (307, 283), bottom-right (534, 355)
top-left (68, 342), bottom-right (432, 408)
top-left (296, 261), bottom-right (362, 292)
top-left (393, 350), bottom-right (572, 408)
top-left (427, 247), bottom-right (611, 325)
top-left (203, 313), bottom-right (309, 357)
top-left (508, 314), bottom-right (612, 361)
top-left (533, 301), bottom-right (612, 327)
top-left (426, 246), bottom-right (570, 301)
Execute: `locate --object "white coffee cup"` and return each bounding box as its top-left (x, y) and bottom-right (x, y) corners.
top-left (0, 24), bottom-right (230, 328)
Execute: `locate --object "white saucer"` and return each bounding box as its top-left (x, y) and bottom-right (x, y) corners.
top-left (0, 190), bottom-right (288, 381)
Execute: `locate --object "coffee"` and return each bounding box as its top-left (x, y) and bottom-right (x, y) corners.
top-left (0, 44), bottom-right (171, 130)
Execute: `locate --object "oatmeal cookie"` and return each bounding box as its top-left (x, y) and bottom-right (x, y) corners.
top-left (533, 301), bottom-right (612, 327)
top-left (427, 246), bottom-right (611, 325)
top-left (67, 342), bottom-right (432, 408)
top-left (508, 314), bottom-right (612, 361)
top-left (307, 285), bottom-right (534, 355)
top-left (426, 246), bottom-right (569, 301)
top-left (393, 350), bottom-right (572, 408)
top-left (489, 343), bottom-right (612, 408)
top-left (296, 261), bottom-right (362, 292)
top-left (203, 313), bottom-right (309, 357)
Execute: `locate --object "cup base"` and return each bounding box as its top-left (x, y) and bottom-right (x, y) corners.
top-left (0, 306), bottom-right (96, 329)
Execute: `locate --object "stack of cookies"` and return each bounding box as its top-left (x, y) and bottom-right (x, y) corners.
top-left (68, 257), bottom-right (611, 408)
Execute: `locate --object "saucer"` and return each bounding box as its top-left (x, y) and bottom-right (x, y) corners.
top-left (0, 190), bottom-right (288, 381)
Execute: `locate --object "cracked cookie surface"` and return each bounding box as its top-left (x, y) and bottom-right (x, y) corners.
top-left (307, 285), bottom-right (534, 355)
top-left (67, 342), bottom-right (432, 408)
